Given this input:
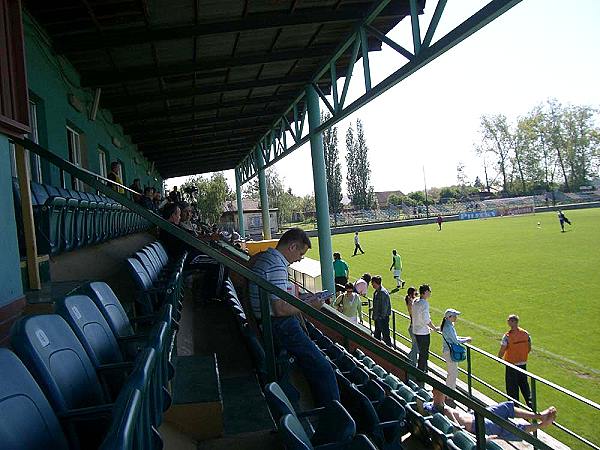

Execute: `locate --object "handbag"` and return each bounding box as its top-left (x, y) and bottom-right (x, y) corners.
top-left (442, 326), bottom-right (467, 362)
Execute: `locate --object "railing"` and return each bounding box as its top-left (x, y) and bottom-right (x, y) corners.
top-left (15, 136), bottom-right (566, 450)
top-left (360, 297), bottom-right (600, 450)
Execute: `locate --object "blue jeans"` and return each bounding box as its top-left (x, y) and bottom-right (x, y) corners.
top-left (272, 316), bottom-right (340, 406)
top-left (407, 324), bottom-right (419, 366)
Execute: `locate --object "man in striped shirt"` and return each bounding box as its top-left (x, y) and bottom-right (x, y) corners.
top-left (249, 228), bottom-right (339, 406)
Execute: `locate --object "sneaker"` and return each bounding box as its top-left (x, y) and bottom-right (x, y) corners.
top-left (401, 280), bottom-right (406, 288)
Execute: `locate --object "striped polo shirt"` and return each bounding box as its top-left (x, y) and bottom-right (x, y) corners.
top-left (249, 247), bottom-right (292, 318)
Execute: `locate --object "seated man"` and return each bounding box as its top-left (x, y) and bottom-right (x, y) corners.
top-left (158, 203), bottom-right (187, 260)
top-left (249, 228), bottom-right (340, 407)
top-left (424, 390), bottom-right (556, 441)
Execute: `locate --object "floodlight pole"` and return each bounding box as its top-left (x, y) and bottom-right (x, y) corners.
top-left (423, 165), bottom-right (429, 218)
top-left (306, 84), bottom-right (335, 295)
top-left (235, 168), bottom-right (245, 237)
top-left (256, 147), bottom-right (272, 239)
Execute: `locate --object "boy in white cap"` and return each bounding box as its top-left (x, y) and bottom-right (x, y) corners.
top-left (441, 308), bottom-right (472, 389)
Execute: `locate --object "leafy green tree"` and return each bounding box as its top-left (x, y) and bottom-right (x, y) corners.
top-left (322, 112), bottom-right (343, 220)
top-left (182, 172), bottom-right (232, 224)
top-left (477, 114), bottom-right (513, 193)
top-left (346, 119), bottom-right (374, 209)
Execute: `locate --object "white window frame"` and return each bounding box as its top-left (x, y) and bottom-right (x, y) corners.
top-left (98, 148), bottom-right (108, 179)
top-left (8, 100), bottom-right (39, 180)
top-left (28, 100), bottom-right (42, 183)
top-left (66, 126), bottom-right (83, 191)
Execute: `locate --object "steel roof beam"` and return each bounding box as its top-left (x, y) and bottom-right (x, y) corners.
top-left (139, 133), bottom-right (256, 148)
top-left (114, 95), bottom-right (293, 122)
top-left (81, 45), bottom-right (337, 86)
top-left (123, 112), bottom-right (278, 134)
top-left (142, 142), bottom-right (251, 158)
top-left (102, 74), bottom-right (318, 108)
top-left (131, 125), bottom-right (267, 144)
top-left (54, 4), bottom-right (406, 53)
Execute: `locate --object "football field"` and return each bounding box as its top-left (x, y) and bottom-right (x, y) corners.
top-left (309, 208), bottom-right (600, 447)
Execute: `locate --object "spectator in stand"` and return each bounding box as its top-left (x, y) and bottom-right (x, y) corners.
top-left (412, 284), bottom-right (439, 379)
top-left (141, 187), bottom-right (157, 212)
top-left (333, 282), bottom-right (362, 324)
top-left (249, 228), bottom-right (339, 406)
top-left (178, 202), bottom-right (198, 236)
top-left (441, 308), bottom-right (472, 389)
top-left (437, 214), bottom-right (443, 231)
top-left (107, 161), bottom-right (124, 194)
top-left (389, 249), bottom-right (404, 290)
top-left (498, 314), bottom-right (533, 409)
top-left (354, 273), bottom-right (371, 297)
top-left (129, 178), bottom-right (142, 203)
top-left (154, 191), bottom-right (167, 210)
top-left (404, 286), bottom-right (419, 367)
top-left (371, 276), bottom-right (392, 346)
top-left (424, 390), bottom-right (557, 441)
top-left (169, 185), bottom-right (182, 203)
top-left (158, 203), bottom-right (187, 260)
top-left (352, 231), bottom-right (365, 256)
top-left (333, 252), bottom-right (349, 294)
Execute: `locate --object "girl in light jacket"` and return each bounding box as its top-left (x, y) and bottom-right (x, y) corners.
top-left (441, 308), bottom-right (472, 389)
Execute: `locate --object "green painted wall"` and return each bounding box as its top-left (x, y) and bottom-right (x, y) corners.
top-left (0, 137), bottom-right (24, 307)
top-left (22, 12), bottom-right (162, 191)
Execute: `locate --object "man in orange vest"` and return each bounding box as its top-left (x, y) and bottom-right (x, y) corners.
top-left (498, 314), bottom-right (533, 409)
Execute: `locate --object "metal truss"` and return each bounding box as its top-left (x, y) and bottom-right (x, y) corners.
top-left (236, 0), bottom-right (523, 185)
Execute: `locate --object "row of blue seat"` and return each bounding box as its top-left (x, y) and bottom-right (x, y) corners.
top-left (307, 323), bottom-right (503, 450)
top-left (0, 280), bottom-right (177, 449)
top-left (125, 241), bottom-right (186, 318)
top-left (12, 179), bottom-right (150, 256)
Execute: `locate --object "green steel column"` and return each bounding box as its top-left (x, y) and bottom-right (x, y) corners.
top-left (305, 84), bottom-right (335, 295)
top-left (235, 168), bottom-right (245, 237)
top-left (256, 147), bottom-right (272, 240)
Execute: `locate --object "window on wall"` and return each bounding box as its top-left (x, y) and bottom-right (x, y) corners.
top-left (8, 100), bottom-right (40, 181)
top-left (98, 148), bottom-right (107, 178)
top-left (66, 126), bottom-right (83, 191)
top-left (27, 101), bottom-right (42, 183)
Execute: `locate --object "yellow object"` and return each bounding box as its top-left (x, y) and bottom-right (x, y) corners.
top-left (245, 239), bottom-right (279, 256)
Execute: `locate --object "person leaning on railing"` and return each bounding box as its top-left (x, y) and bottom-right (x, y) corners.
top-left (411, 284), bottom-right (440, 380)
top-left (404, 286), bottom-right (419, 367)
top-left (440, 309), bottom-right (472, 390)
top-left (248, 228), bottom-right (340, 407)
top-left (498, 314), bottom-right (533, 409)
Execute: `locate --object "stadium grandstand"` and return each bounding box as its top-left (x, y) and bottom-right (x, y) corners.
top-left (1, 1), bottom-right (598, 450)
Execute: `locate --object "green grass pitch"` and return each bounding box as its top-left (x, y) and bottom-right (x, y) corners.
top-left (309, 208), bottom-right (600, 448)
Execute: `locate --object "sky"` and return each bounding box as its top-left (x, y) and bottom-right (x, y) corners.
top-left (165, 0), bottom-right (600, 197)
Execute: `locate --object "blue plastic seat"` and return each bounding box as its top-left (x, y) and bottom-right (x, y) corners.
top-left (30, 181), bottom-right (65, 255)
top-left (265, 382), bottom-right (356, 446)
top-left (99, 388), bottom-right (142, 450)
top-left (11, 314), bottom-right (108, 413)
top-left (424, 413), bottom-right (456, 450)
top-left (56, 294), bottom-right (130, 398)
top-left (337, 372), bottom-right (406, 450)
top-left (79, 281), bottom-right (135, 338)
top-left (0, 348), bottom-right (69, 450)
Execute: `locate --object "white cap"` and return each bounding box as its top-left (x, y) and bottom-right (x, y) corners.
top-left (444, 308), bottom-right (461, 318)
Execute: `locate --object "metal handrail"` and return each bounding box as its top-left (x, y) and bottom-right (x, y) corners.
top-left (16, 136), bottom-right (562, 450)
top-left (360, 297), bottom-right (600, 450)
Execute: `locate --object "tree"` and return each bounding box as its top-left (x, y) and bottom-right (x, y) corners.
top-left (322, 112), bottom-right (343, 220)
top-left (477, 114), bottom-right (513, 193)
top-left (346, 119), bottom-right (374, 209)
top-left (182, 172), bottom-right (232, 224)
top-left (243, 168), bottom-right (302, 226)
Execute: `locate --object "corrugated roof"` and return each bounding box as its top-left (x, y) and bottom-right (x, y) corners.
top-left (24, 0), bottom-right (421, 178)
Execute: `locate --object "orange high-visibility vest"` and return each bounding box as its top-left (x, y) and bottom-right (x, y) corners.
top-left (503, 327), bottom-right (530, 365)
